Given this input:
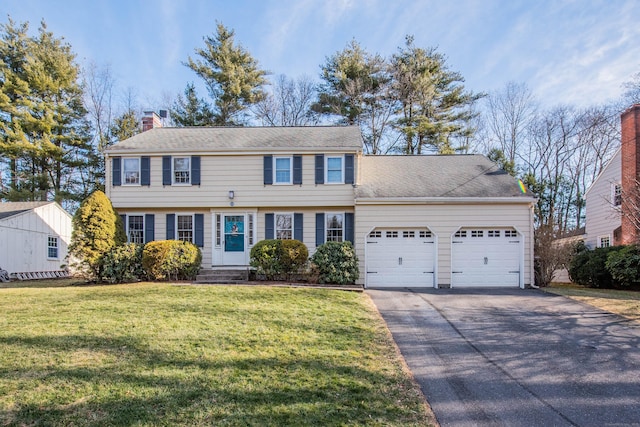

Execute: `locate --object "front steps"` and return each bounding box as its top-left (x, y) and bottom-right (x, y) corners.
top-left (194, 267), bottom-right (249, 284)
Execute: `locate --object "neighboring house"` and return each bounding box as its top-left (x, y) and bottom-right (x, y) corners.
top-left (585, 104), bottom-right (640, 248)
top-left (0, 201), bottom-right (72, 278)
top-left (105, 114), bottom-right (535, 288)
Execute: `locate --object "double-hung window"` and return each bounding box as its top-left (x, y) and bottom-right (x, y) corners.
top-left (274, 157), bottom-right (292, 184)
top-left (173, 157), bottom-right (191, 184)
top-left (326, 156), bottom-right (343, 183)
top-left (276, 213), bottom-right (293, 239)
top-left (123, 158), bottom-right (140, 185)
top-left (177, 215), bottom-right (194, 243)
top-left (613, 183), bottom-right (622, 207)
top-left (326, 213), bottom-right (344, 242)
top-left (47, 236), bottom-right (59, 259)
top-left (128, 215), bottom-right (144, 244)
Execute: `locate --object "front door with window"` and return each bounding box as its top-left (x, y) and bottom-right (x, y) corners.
top-left (223, 215), bottom-right (246, 265)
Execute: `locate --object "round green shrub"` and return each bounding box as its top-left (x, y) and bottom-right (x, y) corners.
top-left (568, 245), bottom-right (620, 288)
top-left (142, 240), bottom-right (202, 281)
top-left (250, 239), bottom-right (285, 279)
top-left (310, 241), bottom-right (359, 285)
top-left (101, 243), bottom-right (144, 284)
top-left (281, 239), bottom-right (309, 274)
top-left (605, 245), bottom-right (640, 288)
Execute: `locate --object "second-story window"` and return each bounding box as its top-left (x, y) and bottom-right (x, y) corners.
top-left (123, 158), bottom-right (140, 185)
top-left (613, 183), bottom-right (622, 207)
top-left (326, 156), bottom-right (343, 183)
top-left (274, 157), bottom-right (292, 184)
top-left (173, 157), bottom-right (191, 184)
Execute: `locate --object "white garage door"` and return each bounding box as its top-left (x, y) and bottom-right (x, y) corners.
top-left (366, 229), bottom-right (435, 288)
top-left (451, 228), bottom-right (521, 287)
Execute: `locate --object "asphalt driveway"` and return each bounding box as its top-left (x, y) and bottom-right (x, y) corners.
top-left (367, 288), bottom-right (640, 427)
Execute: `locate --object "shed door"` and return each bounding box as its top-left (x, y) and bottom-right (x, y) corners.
top-left (451, 228), bottom-right (521, 287)
top-left (366, 229), bottom-right (435, 288)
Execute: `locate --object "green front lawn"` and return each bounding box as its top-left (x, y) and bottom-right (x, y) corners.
top-left (547, 283), bottom-right (640, 323)
top-left (0, 283), bottom-right (433, 426)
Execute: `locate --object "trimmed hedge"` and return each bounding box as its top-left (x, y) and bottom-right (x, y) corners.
top-left (142, 240), bottom-right (202, 281)
top-left (250, 239), bottom-right (308, 280)
top-left (310, 241), bottom-right (359, 285)
top-left (605, 245), bottom-right (640, 288)
top-left (101, 243), bottom-right (144, 284)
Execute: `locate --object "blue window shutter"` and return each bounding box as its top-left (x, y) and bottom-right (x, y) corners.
top-left (345, 212), bottom-right (355, 244)
top-left (264, 155), bottom-right (273, 185)
top-left (294, 213), bottom-right (303, 242)
top-left (119, 214), bottom-right (126, 232)
top-left (345, 154), bottom-right (354, 184)
top-left (265, 213), bottom-right (274, 239)
top-left (191, 156), bottom-right (201, 185)
top-left (293, 155), bottom-right (302, 185)
top-left (315, 155), bottom-right (324, 184)
top-left (144, 214), bottom-right (155, 243)
top-left (166, 214), bottom-right (175, 239)
top-left (195, 214), bottom-right (204, 247)
top-left (112, 157), bottom-right (121, 186)
top-left (163, 156), bottom-right (171, 186)
top-left (141, 157), bottom-right (150, 186)
top-left (316, 213), bottom-right (325, 246)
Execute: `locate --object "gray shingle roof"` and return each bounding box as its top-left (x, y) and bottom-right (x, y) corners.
top-left (105, 126), bottom-right (363, 154)
top-left (356, 155), bottom-right (531, 199)
top-left (0, 201), bottom-right (52, 220)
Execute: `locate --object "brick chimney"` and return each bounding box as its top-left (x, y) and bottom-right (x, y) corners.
top-left (141, 111), bottom-right (162, 132)
top-left (620, 104), bottom-right (640, 245)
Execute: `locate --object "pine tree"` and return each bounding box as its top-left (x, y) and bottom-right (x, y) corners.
top-left (170, 83), bottom-right (215, 126)
top-left (185, 23), bottom-right (267, 125)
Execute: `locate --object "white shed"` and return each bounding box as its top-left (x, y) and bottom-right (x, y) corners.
top-left (0, 202), bottom-right (72, 279)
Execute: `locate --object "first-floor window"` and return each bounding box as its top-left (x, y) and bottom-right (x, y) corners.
top-left (599, 236), bottom-right (611, 248)
top-left (177, 215), bottom-right (194, 242)
top-left (326, 213), bottom-right (344, 242)
top-left (276, 214), bottom-right (293, 239)
top-left (128, 215), bottom-right (144, 244)
top-left (47, 236), bottom-right (59, 259)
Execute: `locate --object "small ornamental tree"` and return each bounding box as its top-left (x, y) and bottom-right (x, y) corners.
top-left (68, 190), bottom-right (126, 280)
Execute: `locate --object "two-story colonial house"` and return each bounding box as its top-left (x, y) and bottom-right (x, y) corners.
top-left (105, 115), bottom-right (535, 288)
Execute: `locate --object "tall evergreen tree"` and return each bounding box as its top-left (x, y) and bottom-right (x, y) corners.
top-left (185, 23), bottom-right (268, 125)
top-left (170, 83), bottom-right (215, 126)
top-left (391, 36), bottom-right (483, 154)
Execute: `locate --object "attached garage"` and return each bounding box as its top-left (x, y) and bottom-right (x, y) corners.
top-left (366, 228), bottom-right (436, 287)
top-left (451, 228), bottom-right (522, 287)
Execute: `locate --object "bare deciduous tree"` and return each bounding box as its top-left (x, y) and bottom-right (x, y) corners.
top-left (254, 75), bottom-right (318, 126)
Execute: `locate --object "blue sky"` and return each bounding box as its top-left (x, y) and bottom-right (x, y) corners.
top-left (3, 0), bottom-right (640, 111)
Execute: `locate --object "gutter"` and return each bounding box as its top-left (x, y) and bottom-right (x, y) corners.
top-left (355, 196), bottom-right (537, 205)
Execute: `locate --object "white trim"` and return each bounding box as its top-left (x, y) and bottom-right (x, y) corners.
top-left (597, 235), bottom-right (612, 248)
top-left (355, 197), bottom-right (536, 205)
top-left (273, 156), bottom-right (293, 185)
top-left (172, 156), bottom-right (191, 185)
top-left (325, 155), bottom-right (345, 184)
top-left (47, 235), bottom-right (59, 260)
top-left (124, 213), bottom-right (146, 244)
top-left (274, 212), bottom-right (294, 239)
top-left (122, 157), bottom-right (141, 186)
top-left (175, 213), bottom-right (195, 244)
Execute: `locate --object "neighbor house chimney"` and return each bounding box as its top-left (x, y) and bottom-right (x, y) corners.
top-left (620, 104), bottom-right (640, 245)
top-left (141, 111), bottom-right (162, 132)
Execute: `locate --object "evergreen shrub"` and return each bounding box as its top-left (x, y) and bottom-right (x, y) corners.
top-left (310, 241), bottom-right (359, 285)
top-left (142, 240), bottom-right (202, 281)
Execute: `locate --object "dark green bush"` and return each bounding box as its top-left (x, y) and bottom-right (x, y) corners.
top-left (568, 245), bottom-right (622, 288)
top-left (605, 245), bottom-right (640, 288)
top-left (310, 241), bottom-right (359, 285)
top-left (250, 239), bottom-right (285, 279)
top-left (142, 240), bottom-right (202, 281)
top-left (281, 239), bottom-right (309, 275)
top-left (101, 243), bottom-right (144, 284)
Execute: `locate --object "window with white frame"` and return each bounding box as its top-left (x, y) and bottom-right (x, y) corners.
top-left (47, 236), bottom-right (59, 259)
top-left (274, 157), bottom-right (292, 184)
top-left (177, 215), bottom-right (194, 242)
top-left (598, 235), bottom-right (611, 248)
top-left (173, 157), bottom-right (190, 184)
top-left (248, 213), bottom-right (254, 246)
top-left (326, 213), bottom-right (344, 242)
top-left (613, 183), bottom-right (622, 207)
top-left (326, 156), bottom-right (343, 183)
top-left (123, 158), bottom-right (140, 185)
top-left (276, 213), bottom-right (293, 239)
top-left (215, 214), bottom-right (222, 247)
top-left (127, 215), bottom-right (144, 244)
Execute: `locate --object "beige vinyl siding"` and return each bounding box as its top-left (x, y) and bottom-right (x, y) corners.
top-left (585, 149), bottom-right (621, 248)
top-left (107, 154), bottom-right (355, 209)
top-left (355, 203), bottom-right (534, 287)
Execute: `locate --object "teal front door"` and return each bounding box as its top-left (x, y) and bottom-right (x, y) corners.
top-left (223, 215), bottom-right (246, 264)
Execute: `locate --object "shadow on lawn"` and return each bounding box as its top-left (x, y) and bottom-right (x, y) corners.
top-left (0, 334), bottom-right (416, 426)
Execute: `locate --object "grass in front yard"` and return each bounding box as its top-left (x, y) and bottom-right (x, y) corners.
top-left (0, 283), bottom-right (432, 426)
top-left (546, 283), bottom-right (640, 323)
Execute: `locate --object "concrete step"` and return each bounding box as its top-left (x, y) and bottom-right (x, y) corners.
top-left (194, 268), bottom-right (249, 284)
